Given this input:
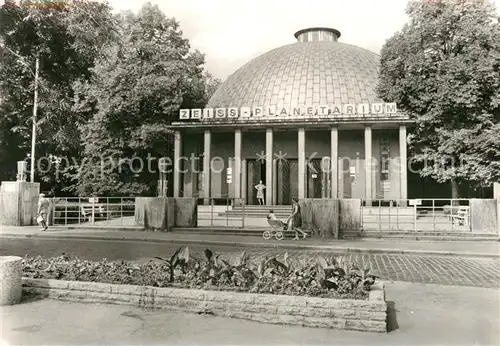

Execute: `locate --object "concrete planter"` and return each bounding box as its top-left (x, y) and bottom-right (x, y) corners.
top-left (1, 256), bottom-right (23, 305)
top-left (22, 278), bottom-right (387, 333)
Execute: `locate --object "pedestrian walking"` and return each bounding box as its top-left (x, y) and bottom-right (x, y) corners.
top-left (37, 193), bottom-right (50, 231)
top-left (255, 180), bottom-right (266, 205)
top-left (286, 197), bottom-right (307, 240)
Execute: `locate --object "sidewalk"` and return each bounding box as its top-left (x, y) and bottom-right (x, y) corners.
top-left (2, 281), bottom-right (499, 345)
top-left (1, 225), bottom-right (499, 258)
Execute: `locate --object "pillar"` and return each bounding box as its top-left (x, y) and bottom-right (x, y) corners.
top-left (494, 183), bottom-right (500, 239)
top-left (234, 129), bottom-right (242, 200)
top-left (203, 129), bottom-right (211, 205)
top-left (173, 130), bottom-right (181, 198)
top-left (331, 126), bottom-right (338, 199)
top-left (298, 128), bottom-right (306, 199)
top-left (265, 128), bottom-right (273, 206)
top-left (399, 125), bottom-right (408, 205)
top-left (365, 126), bottom-right (372, 204)
top-left (272, 159), bottom-right (277, 205)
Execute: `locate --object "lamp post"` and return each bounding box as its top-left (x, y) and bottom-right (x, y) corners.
top-left (30, 53), bottom-right (40, 183)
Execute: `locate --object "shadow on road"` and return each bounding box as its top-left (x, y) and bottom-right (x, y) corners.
top-left (386, 300), bottom-right (399, 332)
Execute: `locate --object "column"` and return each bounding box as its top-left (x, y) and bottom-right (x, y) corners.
top-left (234, 129), bottom-right (242, 200)
top-left (298, 128), bottom-right (306, 199)
top-left (399, 125), bottom-right (408, 205)
top-left (365, 126), bottom-right (372, 205)
top-left (173, 130), bottom-right (182, 198)
top-left (265, 128), bottom-right (273, 206)
top-left (272, 159), bottom-right (277, 205)
top-left (203, 129), bottom-right (211, 205)
top-left (330, 126), bottom-right (338, 199)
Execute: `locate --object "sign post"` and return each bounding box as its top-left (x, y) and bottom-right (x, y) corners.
top-left (409, 199), bottom-right (422, 232)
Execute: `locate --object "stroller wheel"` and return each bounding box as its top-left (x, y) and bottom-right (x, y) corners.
top-left (262, 230), bottom-right (271, 240)
top-left (275, 231), bottom-right (284, 240)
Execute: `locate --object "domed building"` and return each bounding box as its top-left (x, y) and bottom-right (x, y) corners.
top-left (171, 27), bottom-right (411, 205)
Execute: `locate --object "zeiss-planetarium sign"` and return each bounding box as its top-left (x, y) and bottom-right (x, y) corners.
top-left (179, 103), bottom-right (398, 121)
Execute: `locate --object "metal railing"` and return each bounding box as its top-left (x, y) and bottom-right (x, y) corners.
top-left (50, 197), bottom-right (136, 227)
top-left (361, 198), bottom-right (472, 233)
top-left (197, 197), bottom-right (248, 228)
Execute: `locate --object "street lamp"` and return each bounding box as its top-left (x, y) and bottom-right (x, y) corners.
top-left (30, 53), bottom-right (40, 183)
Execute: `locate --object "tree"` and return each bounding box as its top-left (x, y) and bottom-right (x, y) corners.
top-left (377, 0), bottom-right (500, 197)
top-left (0, 0), bottom-right (117, 192)
top-left (68, 3), bottom-right (211, 196)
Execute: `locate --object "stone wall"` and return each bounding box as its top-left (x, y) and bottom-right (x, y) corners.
top-left (338, 199), bottom-right (362, 237)
top-left (300, 199), bottom-right (339, 238)
top-left (22, 278), bottom-right (387, 333)
top-left (0, 182), bottom-right (40, 226)
top-left (134, 197), bottom-right (197, 231)
top-left (470, 199), bottom-right (498, 234)
top-left (174, 198), bottom-right (197, 227)
top-left (134, 197), bottom-right (175, 231)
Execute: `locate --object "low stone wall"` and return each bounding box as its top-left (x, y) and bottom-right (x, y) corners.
top-left (22, 278), bottom-right (387, 333)
top-left (300, 199), bottom-right (340, 238)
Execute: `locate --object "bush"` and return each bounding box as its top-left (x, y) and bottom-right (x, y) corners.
top-left (22, 247), bottom-right (376, 300)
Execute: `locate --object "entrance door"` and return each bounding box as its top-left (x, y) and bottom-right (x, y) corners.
top-left (307, 159), bottom-right (323, 198)
top-left (277, 159), bottom-right (298, 205)
top-left (246, 160), bottom-right (265, 205)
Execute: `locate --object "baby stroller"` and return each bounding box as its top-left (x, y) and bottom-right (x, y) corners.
top-left (263, 219), bottom-right (288, 240)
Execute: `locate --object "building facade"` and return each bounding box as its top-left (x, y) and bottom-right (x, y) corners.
top-left (171, 27), bottom-right (412, 205)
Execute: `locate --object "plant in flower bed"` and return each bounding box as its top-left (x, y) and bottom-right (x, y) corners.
top-left (22, 247), bottom-right (376, 300)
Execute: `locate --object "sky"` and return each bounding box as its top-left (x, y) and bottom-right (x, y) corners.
top-left (109, 0), bottom-right (500, 80)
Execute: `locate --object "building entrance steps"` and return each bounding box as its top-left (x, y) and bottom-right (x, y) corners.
top-left (219, 205), bottom-right (292, 218)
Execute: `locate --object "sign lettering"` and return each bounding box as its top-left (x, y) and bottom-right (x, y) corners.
top-left (178, 103), bottom-right (398, 121)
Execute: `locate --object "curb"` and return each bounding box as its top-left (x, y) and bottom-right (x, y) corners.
top-left (1, 232), bottom-right (498, 258)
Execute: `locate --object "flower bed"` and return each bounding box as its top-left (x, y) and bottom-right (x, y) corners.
top-left (22, 247), bottom-right (376, 300)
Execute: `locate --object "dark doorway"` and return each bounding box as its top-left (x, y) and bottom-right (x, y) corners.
top-left (276, 159), bottom-right (298, 205)
top-left (307, 158), bottom-right (329, 198)
top-left (246, 159), bottom-right (266, 205)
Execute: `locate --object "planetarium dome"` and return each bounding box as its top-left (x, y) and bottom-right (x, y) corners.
top-left (207, 27), bottom-right (383, 110)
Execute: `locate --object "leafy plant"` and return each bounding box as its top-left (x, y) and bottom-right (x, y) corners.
top-left (22, 247), bottom-right (376, 300)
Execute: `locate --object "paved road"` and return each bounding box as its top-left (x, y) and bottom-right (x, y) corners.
top-left (1, 237), bottom-right (499, 289)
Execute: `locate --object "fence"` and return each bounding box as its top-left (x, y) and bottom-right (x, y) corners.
top-left (50, 197), bottom-right (136, 227)
top-left (197, 198), bottom-right (250, 228)
top-left (361, 199), bottom-right (474, 233)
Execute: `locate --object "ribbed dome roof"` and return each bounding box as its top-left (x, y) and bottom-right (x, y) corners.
top-left (208, 29), bottom-right (382, 110)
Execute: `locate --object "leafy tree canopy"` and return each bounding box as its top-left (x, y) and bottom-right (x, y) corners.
top-left (0, 0), bottom-right (117, 190)
top-left (377, 0), bottom-right (500, 194)
top-left (68, 3), bottom-right (214, 196)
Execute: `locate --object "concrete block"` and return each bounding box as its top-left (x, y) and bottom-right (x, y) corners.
top-left (0, 182), bottom-right (40, 226)
top-left (470, 199), bottom-right (498, 234)
top-left (174, 198), bottom-right (197, 227)
top-left (0, 256), bottom-right (23, 305)
top-left (299, 199), bottom-right (340, 238)
top-left (339, 199), bottom-right (362, 237)
top-left (134, 197), bottom-right (174, 231)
